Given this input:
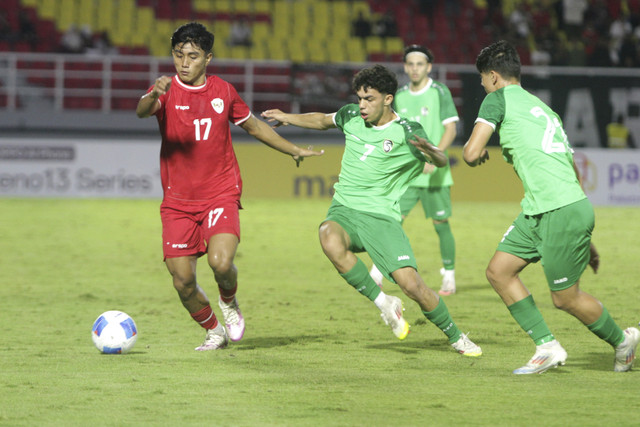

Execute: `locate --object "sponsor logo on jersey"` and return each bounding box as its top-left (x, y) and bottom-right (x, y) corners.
top-left (421, 106), bottom-right (429, 116)
top-left (211, 98), bottom-right (224, 114)
top-left (171, 243), bottom-right (188, 249)
top-left (397, 255), bottom-right (410, 261)
top-left (553, 277), bottom-right (568, 284)
top-left (175, 105), bottom-right (190, 110)
top-left (383, 139), bottom-right (393, 153)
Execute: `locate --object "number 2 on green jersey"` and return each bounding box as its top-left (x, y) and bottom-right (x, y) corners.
top-left (530, 106), bottom-right (568, 154)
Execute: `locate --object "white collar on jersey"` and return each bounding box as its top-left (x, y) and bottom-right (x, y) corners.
top-left (173, 74), bottom-right (208, 90)
top-left (409, 78), bottom-right (433, 96)
top-left (371, 111), bottom-right (401, 130)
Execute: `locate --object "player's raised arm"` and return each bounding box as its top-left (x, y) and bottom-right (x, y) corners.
top-left (462, 121), bottom-right (493, 166)
top-left (409, 134), bottom-right (447, 167)
top-left (239, 114), bottom-right (324, 167)
top-left (136, 76), bottom-right (172, 118)
top-left (261, 109), bottom-right (336, 130)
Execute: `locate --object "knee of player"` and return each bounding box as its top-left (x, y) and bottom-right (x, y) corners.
top-left (318, 223), bottom-right (346, 254)
top-left (394, 267), bottom-right (423, 295)
top-left (171, 273), bottom-right (197, 296)
top-left (485, 264), bottom-right (497, 284)
top-left (550, 289), bottom-right (577, 311)
top-left (207, 253), bottom-right (235, 275)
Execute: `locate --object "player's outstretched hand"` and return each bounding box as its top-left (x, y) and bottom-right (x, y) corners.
top-left (261, 109), bottom-right (289, 128)
top-left (293, 145), bottom-right (324, 167)
top-left (589, 242), bottom-right (600, 273)
top-left (409, 134), bottom-right (447, 168)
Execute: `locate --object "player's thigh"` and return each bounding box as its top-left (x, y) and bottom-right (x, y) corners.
top-left (539, 199), bottom-right (594, 290)
top-left (358, 214), bottom-right (417, 284)
top-left (421, 186), bottom-right (452, 220)
top-left (161, 203), bottom-right (207, 259)
top-left (323, 201), bottom-right (361, 251)
top-left (496, 212), bottom-right (540, 263)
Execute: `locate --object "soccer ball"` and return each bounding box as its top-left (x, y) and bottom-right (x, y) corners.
top-left (91, 310), bottom-right (138, 354)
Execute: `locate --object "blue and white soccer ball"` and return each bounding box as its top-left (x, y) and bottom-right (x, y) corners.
top-left (91, 310), bottom-right (138, 354)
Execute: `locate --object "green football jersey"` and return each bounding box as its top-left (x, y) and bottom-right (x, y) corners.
top-left (332, 104), bottom-right (431, 221)
top-left (476, 85), bottom-right (586, 215)
top-left (394, 79), bottom-right (458, 188)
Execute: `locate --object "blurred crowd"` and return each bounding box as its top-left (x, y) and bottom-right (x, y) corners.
top-left (482, 0), bottom-right (640, 67)
top-left (3, 0), bottom-right (640, 67)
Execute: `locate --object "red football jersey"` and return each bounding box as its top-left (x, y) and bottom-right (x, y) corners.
top-left (152, 75), bottom-right (252, 202)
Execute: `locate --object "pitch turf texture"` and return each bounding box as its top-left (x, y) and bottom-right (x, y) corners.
top-left (1, 198), bottom-right (638, 426)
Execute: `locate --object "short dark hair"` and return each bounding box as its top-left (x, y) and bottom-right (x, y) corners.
top-left (352, 64), bottom-right (398, 96)
top-left (171, 22), bottom-right (214, 53)
top-left (403, 44), bottom-right (434, 63)
top-left (475, 40), bottom-right (521, 80)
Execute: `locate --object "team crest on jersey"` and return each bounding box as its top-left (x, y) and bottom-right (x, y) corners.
top-left (421, 106), bottom-right (429, 116)
top-left (211, 98), bottom-right (224, 114)
top-left (383, 139), bottom-right (393, 152)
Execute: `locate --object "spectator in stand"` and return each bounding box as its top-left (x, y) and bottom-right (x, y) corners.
top-left (60, 24), bottom-right (85, 53)
top-left (609, 14), bottom-right (632, 65)
top-left (583, 0), bottom-right (610, 35)
top-left (227, 16), bottom-right (253, 47)
top-left (563, 0), bottom-right (588, 38)
top-left (86, 30), bottom-right (118, 56)
top-left (607, 114), bottom-right (636, 148)
top-left (352, 11), bottom-right (372, 38)
top-left (80, 25), bottom-right (94, 51)
top-left (566, 34), bottom-right (587, 66)
top-left (508, 2), bottom-right (533, 41)
top-left (550, 35), bottom-right (571, 65)
top-left (372, 12), bottom-right (397, 38)
top-left (18, 10), bottom-right (37, 49)
top-left (587, 36), bottom-right (613, 66)
top-left (0, 10), bottom-right (13, 42)
top-left (618, 32), bottom-right (639, 67)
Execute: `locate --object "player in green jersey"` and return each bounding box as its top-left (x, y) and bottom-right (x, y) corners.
top-left (262, 65), bottom-right (482, 357)
top-left (370, 45), bottom-right (459, 295)
top-left (463, 40), bottom-right (639, 374)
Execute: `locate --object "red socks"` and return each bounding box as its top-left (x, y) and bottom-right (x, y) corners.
top-left (218, 284), bottom-right (237, 304)
top-left (190, 305), bottom-right (218, 329)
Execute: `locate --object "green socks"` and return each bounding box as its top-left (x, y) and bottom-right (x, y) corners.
top-left (434, 221), bottom-right (455, 270)
top-left (587, 306), bottom-right (625, 347)
top-left (340, 258), bottom-right (382, 302)
top-left (422, 298), bottom-right (461, 343)
top-left (507, 295), bottom-right (555, 345)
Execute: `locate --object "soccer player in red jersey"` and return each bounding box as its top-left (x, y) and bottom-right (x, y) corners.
top-left (136, 22), bottom-right (323, 351)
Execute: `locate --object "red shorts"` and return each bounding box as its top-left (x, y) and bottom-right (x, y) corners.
top-left (160, 198), bottom-right (241, 259)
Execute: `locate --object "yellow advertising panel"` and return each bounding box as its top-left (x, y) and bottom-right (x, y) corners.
top-left (234, 144), bottom-right (523, 202)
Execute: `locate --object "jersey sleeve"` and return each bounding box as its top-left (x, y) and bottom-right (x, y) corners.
top-left (226, 82), bottom-right (252, 125)
top-left (476, 90), bottom-right (505, 130)
top-left (403, 120), bottom-right (433, 163)
top-left (333, 104), bottom-right (359, 131)
top-left (437, 83), bottom-right (459, 123)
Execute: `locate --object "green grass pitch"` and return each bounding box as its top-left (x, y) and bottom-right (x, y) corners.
top-left (0, 198), bottom-right (638, 426)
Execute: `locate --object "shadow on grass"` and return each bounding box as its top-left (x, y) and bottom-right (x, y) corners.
top-left (570, 351), bottom-right (619, 372)
top-left (365, 338), bottom-right (452, 355)
top-left (233, 333), bottom-right (333, 350)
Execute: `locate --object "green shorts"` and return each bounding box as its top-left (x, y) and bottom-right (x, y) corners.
top-left (497, 198), bottom-right (594, 290)
top-left (400, 186), bottom-right (452, 220)
top-left (324, 201), bottom-right (417, 283)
